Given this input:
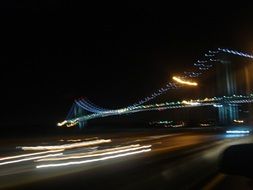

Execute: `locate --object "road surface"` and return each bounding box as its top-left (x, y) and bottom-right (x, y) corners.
top-left (0, 128), bottom-right (252, 190)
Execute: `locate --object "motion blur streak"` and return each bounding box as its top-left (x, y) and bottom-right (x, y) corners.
top-left (226, 130), bottom-right (250, 134)
top-left (172, 76), bottom-right (198, 86)
top-left (36, 148), bottom-right (151, 168)
top-left (59, 137), bottom-right (99, 142)
top-left (182, 100), bottom-right (200, 106)
top-left (60, 139), bottom-right (82, 142)
top-left (225, 134), bottom-right (248, 138)
top-left (0, 149), bottom-right (64, 161)
top-left (36, 144), bottom-right (151, 162)
top-left (0, 153), bottom-right (63, 166)
top-left (19, 139), bottom-right (111, 151)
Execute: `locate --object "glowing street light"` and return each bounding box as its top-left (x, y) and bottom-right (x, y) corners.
top-left (172, 76), bottom-right (198, 86)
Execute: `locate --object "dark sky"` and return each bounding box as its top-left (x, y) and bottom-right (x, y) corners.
top-left (1, 1), bottom-right (253, 128)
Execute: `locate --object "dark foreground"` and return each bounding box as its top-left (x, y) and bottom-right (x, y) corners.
top-left (0, 128), bottom-right (252, 190)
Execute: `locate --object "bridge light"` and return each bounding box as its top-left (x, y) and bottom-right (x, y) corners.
top-left (182, 100), bottom-right (200, 106)
top-left (172, 76), bottom-right (198, 86)
top-left (213, 104), bottom-right (223, 108)
top-left (233, 119), bottom-right (244, 123)
top-left (57, 120), bottom-right (67, 127)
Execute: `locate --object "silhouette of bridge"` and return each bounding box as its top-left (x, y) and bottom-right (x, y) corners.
top-left (58, 48), bottom-right (253, 128)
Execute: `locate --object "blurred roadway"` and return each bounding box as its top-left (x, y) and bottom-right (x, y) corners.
top-left (0, 129), bottom-right (252, 190)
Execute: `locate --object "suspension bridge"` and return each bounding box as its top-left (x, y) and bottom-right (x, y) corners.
top-left (58, 48), bottom-right (253, 128)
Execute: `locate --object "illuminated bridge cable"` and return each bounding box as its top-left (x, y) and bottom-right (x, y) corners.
top-left (131, 48), bottom-right (253, 108)
top-left (66, 103), bottom-right (75, 119)
top-left (79, 99), bottom-right (109, 112)
top-left (62, 48), bottom-right (253, 127)
top-left (218, 48), bottom-right (253, 59)
top-left (78, 99), bottom-right (112, 113)
top-left (75, 101), bottom-right (100, 113)
top-left (84, 99), bottom-right (110, 111)
top-left (78, 100), bottom-right (103, 112)
top-left (77, 100), bottom-right (102, 113)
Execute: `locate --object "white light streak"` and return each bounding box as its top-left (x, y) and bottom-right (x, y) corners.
top-left (182, 100), bottom-right (200, 106)
top-left (226, 130), bottom-right (250, 134)
top-left (36, 144), bottom-right (151, 162)
top-left (0, 153), bottom-right (63, 166)
top-left (36, 148), bottom-right (151, 168)
top-left (0, 149), bottom-right (64, 161)
top-left (213, 104), bottom-right (223, 108)
top-left (59, 139), bottom-right (82, 142)
top-left (19, 139), bottom-right (111, 151)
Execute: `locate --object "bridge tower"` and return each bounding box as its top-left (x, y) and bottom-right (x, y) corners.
top-left (215, 53), bottom-right (253, 125)
top-left (216, 58), bottom-right (239, 125)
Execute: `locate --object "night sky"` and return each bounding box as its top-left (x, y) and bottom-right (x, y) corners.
top-left (1, 1), bottom-right (253, 130)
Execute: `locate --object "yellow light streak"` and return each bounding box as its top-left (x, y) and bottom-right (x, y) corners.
top-left (36, 148), bottom-right (151, 168)
top-left (233, 119), bottom-right (244, 123)
top-left (57, 120), bottom-right (67, 126)
top-left (36, 144), bottom-right (151, 162)
top-left (57, 120), bottom-right (78, 127)
top-left (19, 139), bottom-right (111, 151)
top-left (172, 76), bottom-right (198, 86)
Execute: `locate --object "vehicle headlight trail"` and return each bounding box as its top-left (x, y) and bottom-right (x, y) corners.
top-left (19, 139), bottom-right (111, 151)
top-left (0, 149), bottom-right (64, 161)
top-left (36, 144), bottom-right (151, 162)
top-left (0, 153), bottom-right (63, 166)
top-left (36, 148), bottom-right (151, 169)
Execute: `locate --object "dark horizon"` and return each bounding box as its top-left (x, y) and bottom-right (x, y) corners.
top-left (1, 1), bottom-right (253, 129)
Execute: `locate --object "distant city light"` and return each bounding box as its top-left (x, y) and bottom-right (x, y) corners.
top-left (172, 76), bottom-right (198, 86)
top-left (200, 123), bottom-right (211, 127)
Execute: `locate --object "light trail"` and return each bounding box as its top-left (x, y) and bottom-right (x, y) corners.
top-left (19, 139), bottom-right (111, 151)
top-left (59, 139), bottom-right (82, 142)
top-left (0, 149), bottom-right (64, 161)
top-left (182, 100), bottom-right (200, 106)
top-left (57, 120), bottom-right (67, 126)
top-left (59, 137), bottom-right (99, 142)
top-left (226, 130), bottom-right (250, 134)
top-left (233, 119), bottom-right (244, 123)
top-left (0, 153), bottom-right (63, 166)
top-left (36, 148), bottom-right (151, 169)
top-left (36, 144), bottom-right (151, 162)
top-left (172, 76), bottom-right (198, 86)
top-left (213, 104), bottom-right (223, 108)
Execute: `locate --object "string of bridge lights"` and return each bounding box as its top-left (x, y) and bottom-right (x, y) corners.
top-left (125, 48), bottom-right (253, 108)
top-left (66, 48), bottom-right (253, 119)
top-left (58, 93), bottom-right (253, 127)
